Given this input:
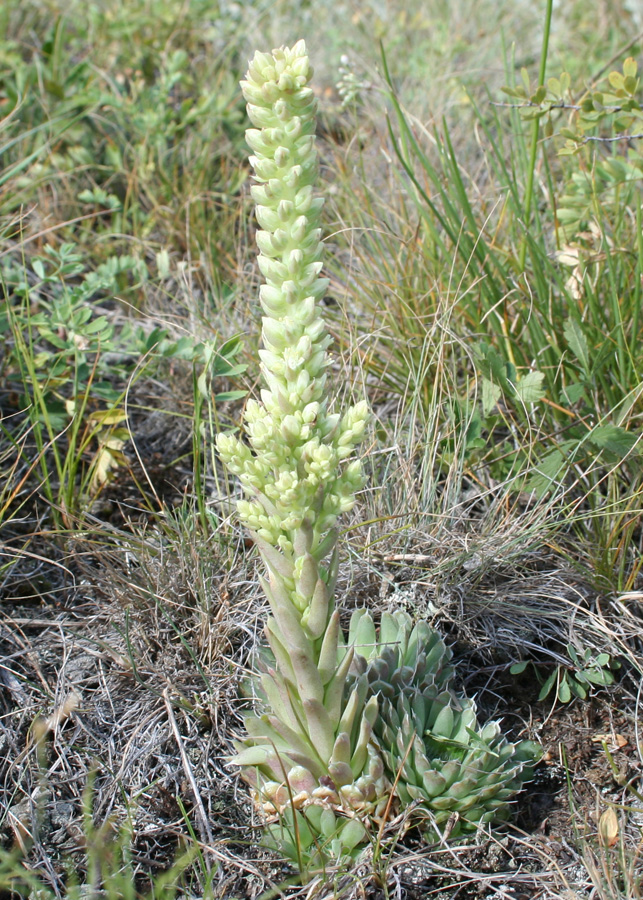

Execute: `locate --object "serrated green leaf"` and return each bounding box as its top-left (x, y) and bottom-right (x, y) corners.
top-left (477, 344), bottom-right (510, 385)
top-left (589, 424), bottom-right (639, 457)
top-left (527, 448), bottom-right (567, 497)
top-left (563, 382), bottom-right (587, 405)
top-left (513, 371), bottom-right (545, 404)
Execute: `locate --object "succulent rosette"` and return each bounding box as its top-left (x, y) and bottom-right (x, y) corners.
top-left (376, 685), bottom-right (540, 837)
top-left (347, 610), bottom-right (540, 837)
top-left (346, 609), bottom-right (455, 689)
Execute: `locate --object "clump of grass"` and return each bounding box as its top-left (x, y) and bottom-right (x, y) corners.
top-left (1, 1), bottom-right (248, 269)
top-left (0, 775), bottom-right (207, 900)
top-left (324, 33), bottom-right (643, 592)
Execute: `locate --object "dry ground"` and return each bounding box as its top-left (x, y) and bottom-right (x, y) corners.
top-left (2, 402), bottom-right (642, 899)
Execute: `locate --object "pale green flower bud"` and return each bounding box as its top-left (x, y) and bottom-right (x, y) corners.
top-left (337, 494), bottom-right (357, 514)
top-left (343, 459), bottom-right (366, 490)
top-left (302, 402), bottom-right (320, 423)
top-left (277, 536), bottom-right (294, 554)
top-left (244, 399), bottom-right (266, 423)
top-left (281, 415), bottom-right (301, 442)
top-left (216, 432), bottom-right (253, 474)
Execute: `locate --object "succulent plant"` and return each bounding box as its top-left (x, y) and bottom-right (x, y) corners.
top-left (346, 608), bottom-right (455, 689)
top-left (217, 39), bottom-right (539, 871)
top-left (349, 611), bottom-right (540, 838)
top-left (216, 41), bottom-right (388, 849)
top-left (264, 804), bottom-right (369, 873)
top-left (378, 687), bottom-right (539, 837)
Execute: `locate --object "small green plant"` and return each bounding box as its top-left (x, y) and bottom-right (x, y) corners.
top-left (349, 610), bottom-right (540, 838)
top-left (216, 41), bottom-right (385, 869)
top-left (511, 643), bottom-right (619, 704)
top-left (1, 245), bottom-right (143, 522)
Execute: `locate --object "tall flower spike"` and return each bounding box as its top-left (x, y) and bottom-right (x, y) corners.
top-left (216, 41), bottom-right (383, 861)
top-left (217, 39), bottom-right (369, 563)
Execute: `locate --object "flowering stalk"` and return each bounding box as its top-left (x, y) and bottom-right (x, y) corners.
top-left (216, 41), bottom-right (386, 831)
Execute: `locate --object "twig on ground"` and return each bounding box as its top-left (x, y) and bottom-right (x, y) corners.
top-left (163, 687), bottom-right (215, 866)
